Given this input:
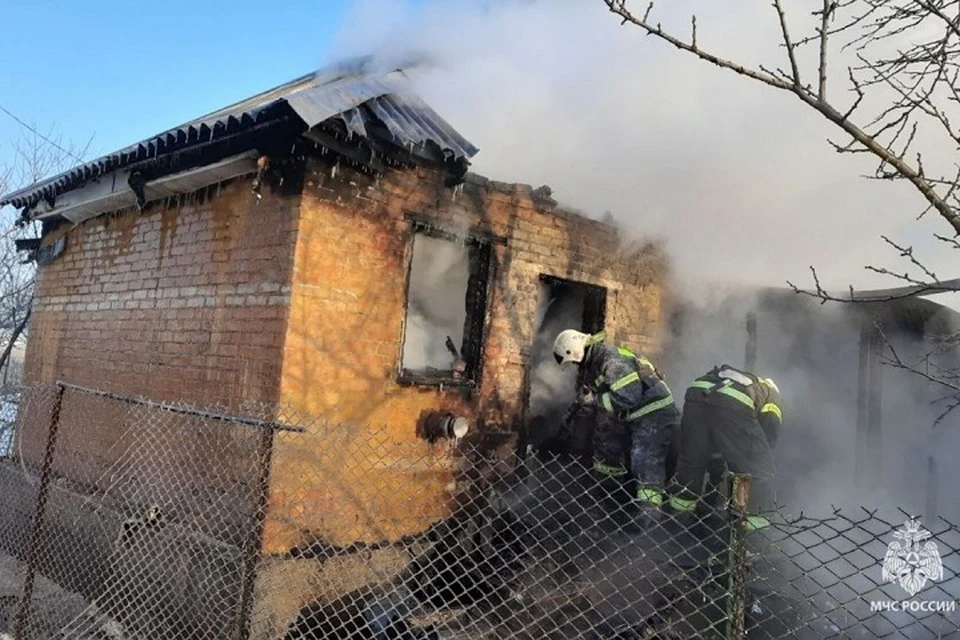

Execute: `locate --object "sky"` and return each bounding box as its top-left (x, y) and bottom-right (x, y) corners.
top-left (2, 0), bottom-right (959, 306)
top-left (0, 1), bottom-right (350, 168)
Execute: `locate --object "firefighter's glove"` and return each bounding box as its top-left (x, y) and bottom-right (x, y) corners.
top-left (576, 388), bottom-right (596, 407)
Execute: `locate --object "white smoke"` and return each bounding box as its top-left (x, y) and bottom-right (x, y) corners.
top-left (324, 0), bottom-right (960, 517)
top-left (527, 288), bottom-right (586, 421)
top-left (401, 233), bottom-right (471, 372)
top-left (665, 287), bottom-right (960, 521)
top-left (318, 5), bottom-right (960, 627)
top-left (327, 0), bottom-right (960, 299)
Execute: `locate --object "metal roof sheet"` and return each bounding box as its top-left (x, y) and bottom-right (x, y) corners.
top-left (1, 56), bottom-right (479, 210)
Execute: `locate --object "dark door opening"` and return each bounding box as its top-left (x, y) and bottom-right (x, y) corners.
top-left (524, 275), bottom-right (607, 455)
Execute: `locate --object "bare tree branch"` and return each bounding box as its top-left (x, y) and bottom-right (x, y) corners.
top-left (602, 0), bottom-right (960, 233)
top-left (604, 2), bottom-right (795, 88)
top-left (0, 117), bottom-right (91, 386)
top-left (604, 0), bottom-right (960, 406)
top-left (875, 321), bottom-right (960, 424)
top-left (788, 268), bottom-right (960, 303)
top-left (819, 0), bottom-right (837, 100)
top-left (0, 302), bottom-right (30, 378)
top-left (877, 322), bottom-right (960, 391)
top-left (843, 66), bottom-right (866, 119)
top-left (935, 232), bottom-right (960, 248)
top-left (774, 0), bottom-right (802, 86)
top-left (880, 234), bottom-right (940, 281)
top-left (0, 104), bottom-right (86, 165)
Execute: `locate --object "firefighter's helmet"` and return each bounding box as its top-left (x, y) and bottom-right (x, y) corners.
top-left (553, 329), bottom-right (591, 367)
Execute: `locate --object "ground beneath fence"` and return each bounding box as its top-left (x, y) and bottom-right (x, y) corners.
top-left (284, 455), bottom-right (845, 640)
top-left (0, 552), bottom-right (91, 638)
top-left (0, 437), bottom-right (955, 639)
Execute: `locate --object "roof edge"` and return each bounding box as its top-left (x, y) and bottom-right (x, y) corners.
top-left (2, 56), bottom-right (479, 214)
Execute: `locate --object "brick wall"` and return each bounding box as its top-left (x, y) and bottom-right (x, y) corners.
top-left (265, 159), bottom-right (669, 552)
top-left (20, 177), bottom-right (300, 488)
top-left (17, 154), bottom-right (668, 557)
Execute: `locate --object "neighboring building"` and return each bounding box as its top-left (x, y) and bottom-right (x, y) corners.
top-left (665, 286), bottom-right (960, 521)
top-left (0, 57), bottom-right (668, 635)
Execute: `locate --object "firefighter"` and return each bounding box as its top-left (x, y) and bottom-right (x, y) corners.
top-left (552, 329), bottom-right (680, 515)
top-left (668, 364), bottom-right (783, 531)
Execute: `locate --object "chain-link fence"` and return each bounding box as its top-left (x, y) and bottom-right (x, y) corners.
top-left (0, 382), bottom-right (957, 639)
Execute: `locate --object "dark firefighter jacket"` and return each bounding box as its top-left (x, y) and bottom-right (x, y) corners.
top-left (578, 334), bottom-right (678, 422)
top-left (685, 365), bottom-right (784, 447)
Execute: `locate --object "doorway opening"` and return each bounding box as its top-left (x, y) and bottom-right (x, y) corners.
top-left (525, 275), bottom-right (607, 455)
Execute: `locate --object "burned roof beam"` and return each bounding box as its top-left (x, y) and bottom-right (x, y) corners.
top-left (306, 118), bottom-right (445, 174)
top-left (358, 114), bottom-right (445, 165)
top-left (358, 126), bottom-right (469, 185)
top-left (303, 129), bottom-right (387, 173)
top-left (316, 105), bottom-right (467, 178)
top-left (360, 122), bottom-right (469, 185)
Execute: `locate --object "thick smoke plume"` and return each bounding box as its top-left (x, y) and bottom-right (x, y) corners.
top-left (401, 233), bottom-right (471, 372)
top-left (318, 6), bottom-right (960, 628)
top-left (328, 0), bottom-right (959, 297)
top-left (329, 1), bottom-right (960, 519)
top-left (527, 286), bottom-right (587, 422)
top-left (665, 286), bottom-right (960, 522)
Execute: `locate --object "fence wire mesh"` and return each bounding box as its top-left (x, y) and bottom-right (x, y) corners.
top-left (0, 382), bottom-right (956, 639)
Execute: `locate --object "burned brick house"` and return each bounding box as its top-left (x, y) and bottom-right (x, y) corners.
top-left (0, 57), bottom-right (667, 635)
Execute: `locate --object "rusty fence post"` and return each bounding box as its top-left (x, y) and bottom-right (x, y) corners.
top-left (725, 473), bottom-right (752, 640)
top-left (232, 424), bottom-right (278, 640)
top-left (13, 382), bottom-right (65, 640)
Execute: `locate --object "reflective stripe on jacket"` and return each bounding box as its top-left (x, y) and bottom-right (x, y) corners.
top-left (686, 365), bottom-right (783, 446)
top-left (579, 336), bottom-right (677, 421)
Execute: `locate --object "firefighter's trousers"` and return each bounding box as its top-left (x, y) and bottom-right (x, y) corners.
top-left (593, 411), bottom-right (679, 500)
top-left (671, 399), bottom-right (776, 514)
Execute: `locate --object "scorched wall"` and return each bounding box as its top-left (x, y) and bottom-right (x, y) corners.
top-left (265, 158), bottom-right (668, 553)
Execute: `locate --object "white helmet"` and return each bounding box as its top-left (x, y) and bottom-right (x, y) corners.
top-left (553, 329), bottom-right (591, 367)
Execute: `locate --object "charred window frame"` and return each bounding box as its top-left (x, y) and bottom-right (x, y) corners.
top-left (398, 220), bottom-right (494, 387)
top-left (538, 274), bottom-right (608, 335)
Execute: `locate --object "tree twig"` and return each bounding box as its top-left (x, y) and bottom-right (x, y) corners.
top-left (0, 303), bottom-right (29, 377)
top-left (774, 0), bottom-right (802, 86)
top-left (819, 0), bottom-right (836, 101)
top-left (601, 0), bottom-right (960, 233)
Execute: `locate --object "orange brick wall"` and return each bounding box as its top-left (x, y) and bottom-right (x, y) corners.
top-left (20, 178), bottom-right (300, 488)
top-left (265, 159), bottom-right (668, 552)
top-left (18, 156), bottom-right (668, 554)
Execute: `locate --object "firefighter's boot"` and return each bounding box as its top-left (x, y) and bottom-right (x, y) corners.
top-left (636, 485), bottom-right (666, 524)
